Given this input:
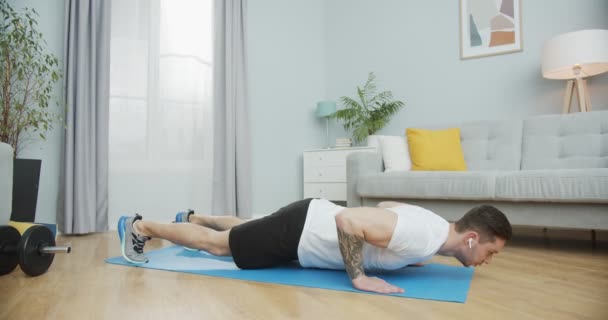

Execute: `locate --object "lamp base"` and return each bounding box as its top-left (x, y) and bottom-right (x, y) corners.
top-left (324, 117), bottom-right (331, 149)
top-left (562, 78), bottom-right (591, 113)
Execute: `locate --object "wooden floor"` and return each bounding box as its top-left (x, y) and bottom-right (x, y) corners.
top-left (1, 228), bottom-right (607, 320)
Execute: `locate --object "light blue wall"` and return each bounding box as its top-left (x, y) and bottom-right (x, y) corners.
top-left (248, 0), bottom-right (608, 215)
top-left (9, 0), bottom-right (66, 224)
top-left (325, 0), bottom-right (608, 135)
top-left (247, 0), bottom-right (327, 215)
top-left (14, 1), bottom-right (608, 219)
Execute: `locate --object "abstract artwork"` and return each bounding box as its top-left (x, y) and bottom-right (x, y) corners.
top-left (460, 0), bottom-right (522, 59)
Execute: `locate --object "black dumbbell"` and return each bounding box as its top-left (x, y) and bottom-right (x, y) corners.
top-left (0, 225), bottom-right (71, 276)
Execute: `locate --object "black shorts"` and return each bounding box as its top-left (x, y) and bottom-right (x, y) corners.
top-left (228, 198), bottom-right (313, 269)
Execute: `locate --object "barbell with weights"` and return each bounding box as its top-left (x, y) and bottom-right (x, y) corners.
top-left (0, 224), bottom-right (71, 276)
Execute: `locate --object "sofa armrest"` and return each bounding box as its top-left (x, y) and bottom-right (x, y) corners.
top-left (346, 151), bottom-right (383, 207)
top-left (0, 142), bottom-right (13, 224)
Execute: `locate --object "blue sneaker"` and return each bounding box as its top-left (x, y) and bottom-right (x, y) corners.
top-left (175, 209), bottom-right (194, 223)
top-left (118, 214), bottom-right (150, 264)
top-left (174, 209), bottom-right (199, 251)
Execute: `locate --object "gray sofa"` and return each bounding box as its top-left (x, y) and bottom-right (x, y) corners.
top-left (0, 142), bottom-right (13, 224)
top-left (347, 111), bottom-right (608, 230)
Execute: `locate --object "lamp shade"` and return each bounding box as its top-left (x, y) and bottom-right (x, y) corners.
top-left (316, 101), bottom-right (336, 117)
top-left (541, 29), bottom-right (608, 80)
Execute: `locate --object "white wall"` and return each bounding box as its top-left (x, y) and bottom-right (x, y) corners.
top-left (10, 0), bottom-right (66, 224)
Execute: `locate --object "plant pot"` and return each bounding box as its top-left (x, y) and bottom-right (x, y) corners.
top-left (11, 158), bottom-right (41, 222)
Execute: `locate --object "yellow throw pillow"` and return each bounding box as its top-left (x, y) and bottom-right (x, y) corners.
top-left (406, 128), bottom-right (467, 171)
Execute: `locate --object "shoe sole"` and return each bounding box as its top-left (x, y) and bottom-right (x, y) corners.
top-left (118, 216), bottom-right (147, 264)
top-left (175, 211), bottom-right (200, 252)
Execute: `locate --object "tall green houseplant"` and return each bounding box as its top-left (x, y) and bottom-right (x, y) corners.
top-left (0, 2), bottom-right (62, 158)
top-left (332, 72), bottom-right (404, 144)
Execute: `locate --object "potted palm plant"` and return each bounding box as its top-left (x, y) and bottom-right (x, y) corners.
top-left (0, 2), bottom-right (63, 221)
top-left (332, 72), bottom-right (405, 145)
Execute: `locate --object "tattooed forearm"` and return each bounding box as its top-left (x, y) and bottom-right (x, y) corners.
top-left (336, 226), bottom-right (365, 279)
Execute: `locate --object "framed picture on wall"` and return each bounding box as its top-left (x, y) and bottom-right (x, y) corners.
top-left (460, 0), bottom-right (522, 60)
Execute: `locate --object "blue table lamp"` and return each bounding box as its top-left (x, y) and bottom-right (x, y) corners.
top-left (316, 101), bottom-right (336, 148)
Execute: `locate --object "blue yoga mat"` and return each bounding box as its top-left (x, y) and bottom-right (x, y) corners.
top-left (106, 246), bottom-right (474, 303)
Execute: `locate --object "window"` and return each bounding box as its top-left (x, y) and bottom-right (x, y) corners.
top-left (109, 0), bottom-right (213, 221)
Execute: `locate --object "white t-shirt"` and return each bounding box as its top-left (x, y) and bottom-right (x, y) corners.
top-left (297, 199), bottom-right (449, 271)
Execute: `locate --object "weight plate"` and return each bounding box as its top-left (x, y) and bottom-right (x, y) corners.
top-left (18, 225), bottom-right (55, 277)
top-left (0, 225), bottom-right (21, 276)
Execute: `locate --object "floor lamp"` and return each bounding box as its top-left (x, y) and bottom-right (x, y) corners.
top-left (541, 29), bottom-right (608, 113)
top-left (316, 101), bottom-right (336, 149)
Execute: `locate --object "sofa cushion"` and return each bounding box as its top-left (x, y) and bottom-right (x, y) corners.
top-left (521, 111), bottom-right (608, 170)
top-left (496, 169), bottom-right (608, 203)
top-left (379, 135), bottom-right (411, 172)
top-left (419, 119), bottom-right (523, 171)
top-left (357, 171), bottom-right (497, 200)
top-left (459, 119), bottom-right (523, 171)
top-left (407, 128), bottom-right (467, 171)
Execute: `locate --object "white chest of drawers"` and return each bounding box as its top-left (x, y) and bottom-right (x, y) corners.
top-left (303, 147), bottom-right (375, 201)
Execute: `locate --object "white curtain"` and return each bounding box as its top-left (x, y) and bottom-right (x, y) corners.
top-left (108, 0), bottom-right (213, 224)
top-left (61, 0), bottom-right (111, 234)
top-left (212, 0), bottom-right (251, 217)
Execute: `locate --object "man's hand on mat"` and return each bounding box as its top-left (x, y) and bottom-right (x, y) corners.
top-left (352, 275), bottom-right (404, 294)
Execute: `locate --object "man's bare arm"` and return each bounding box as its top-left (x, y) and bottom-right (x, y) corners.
top-left (336, 225), bottom-right (365, 279)
top-left (377, 201), bottom-right (408, 209)
top-left (334, 207), bottom-right (404, 294)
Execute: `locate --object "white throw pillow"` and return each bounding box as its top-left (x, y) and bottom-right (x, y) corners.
top-left (379, 135), bottom-right (411, 172)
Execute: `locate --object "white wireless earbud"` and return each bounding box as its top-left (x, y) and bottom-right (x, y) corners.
top-left (468, 238), bottom-right (473, 249)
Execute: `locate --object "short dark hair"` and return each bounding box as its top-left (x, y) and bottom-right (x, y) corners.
top-left (455, 205), bottom-right (512, 242)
